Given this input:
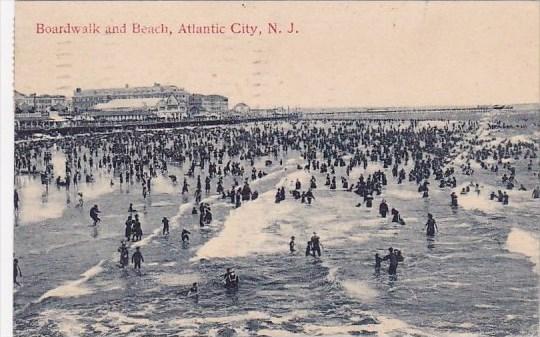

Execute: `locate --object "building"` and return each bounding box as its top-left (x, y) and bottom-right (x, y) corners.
top-left (72, 83), bottom-right (189, 113)
top-left (14, 91), bottom-right (70, 130)
top-left (233, 103), bottom-right (250, 114)
top-left (92, 97), bottom-right (163, 112)
top-left (250, 107), bottom-right (287, 117)
top-left (82, 97), bottom-right (160, 122)
top-left (188, 94), bottom-right (204, 117)
top-left (14, 91), bottom-right (39, 118)
top-left (63, 99), bottom-right (74, 116)
top-left (26, 94), bottom-right (66, 114)
top-left (14, 90), bottom-right (26, 108)
top-left (93, 96), bottom-right (189, 119)
top-left (201, 94), bottom-right (228, 115)
top-left (15, 91), bottom-right (67, 116)
top-left (188, 94), bottom-right (228, 117)
top-left (158, 94), bottom-right (188, 119)
top-left (84, 110), bottom-right (156, 123)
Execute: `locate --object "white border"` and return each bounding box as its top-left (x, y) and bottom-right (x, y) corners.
top-left (0, 0), bottom-right (15, 336)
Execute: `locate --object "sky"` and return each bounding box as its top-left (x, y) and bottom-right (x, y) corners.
top-left (14, 1), bottom-right (540, 108)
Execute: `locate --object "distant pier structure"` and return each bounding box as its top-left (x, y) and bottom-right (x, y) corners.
top-left (300, 105), bottom-right (514, 120)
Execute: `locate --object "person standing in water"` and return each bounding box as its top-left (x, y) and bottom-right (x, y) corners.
top-left (14, 190), bottom-right (19, 212)
top-left (450, 192), bottom-right (458, 207)
top-left (289, 236), bottom-right (296, 253)
top-left (117, 241), bottom-right (129, 268)
top-left (162, 217), bottom-right (169, 236)
top-left (382, 247), bottom-right (399, 275)
top-left (124, 215), bottom-right (133, 242)
top-left (223, 269), bottom-right (239, 288)
top-left (310, 232), bottom-right (323, 257)
top-left (374, 253), bottom-right (382, 275)
top-left (188, 282), bottom-right (199, 301)
top-left (14, 258), bottom-right (22, 286)
top-left (305, 241), bottom-right (312, 256)
top-left (132, 214), bottom-right (143, 241)
top-left (425, 213), bottom-right (438, 236)
top-left (77, 193), bottom-right (84, 208)
top-left (132, 247), bottom-right (144, 271)
top-left (379, 200), bottom-right (389, 218)
top-left (181, 229), bottom-right (191, 243)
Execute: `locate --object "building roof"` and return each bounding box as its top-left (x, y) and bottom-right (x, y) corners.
top-left (14, 90), bottom-right (26, 99)
top-left (233, 103), bottom-right (250, 111)
top-left (87, 110), bottom-right (156, 117)
top-left (205, 94), bottom-right (228, 100)
top-left (92, 98), bottom-right (163, 110)
top-left (75, 84), bottom-right (185, 97)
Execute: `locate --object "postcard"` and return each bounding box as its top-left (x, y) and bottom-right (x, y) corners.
top-left (2, 1), bottom-right (539, 337)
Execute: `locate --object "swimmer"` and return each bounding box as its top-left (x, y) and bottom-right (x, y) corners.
top-left (289, 236), bottom-right (296, 253)
top-left (131, 247), bottom-right (144, 271)
top-left (14, 258), bottom-right (22, 286)
top-left (181, 229), bottom-right (191, 242)
top-left (425, 213), bottom-right (438, 236)
top-left (162, 217), bottom-right (169, 236)
top-left (89, 204), bottom-right (101, 226)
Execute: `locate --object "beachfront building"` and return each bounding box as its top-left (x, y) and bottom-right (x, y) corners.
top-left (156, 94), bottom-right (189, 120)
top-left (14, 91), bottom-right (71, 130)
top-left (81, 95), bottom-right (193, 122)
top-left (15, 91), bottom-right (68, 116)
top-left (250, 107), bottom-right (287, 118)
top-left (83, 97), bottom-right (162, 122)
top-left (85, 110), bottom-right (156, 122)
top-left (223, 102), bottom-right (250, 119)
top-left (188, 94), bottom-right (229, 118)
top-left (202, 94), bottom-right (228, 116)
top-left (14, 90), bottom-right (26, 108)
top-left (188, 94), bottom-right (204, 117)
top-left (233, 103), bottom-right (250, 114)
top-left (72, 83), bottom-right (189, 113)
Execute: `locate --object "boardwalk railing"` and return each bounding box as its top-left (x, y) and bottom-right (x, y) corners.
top-left (15, 115), bottom-right (299, 139)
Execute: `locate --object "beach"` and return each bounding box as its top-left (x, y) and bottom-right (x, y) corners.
top-left (13, 112), bottom-right (540, 337)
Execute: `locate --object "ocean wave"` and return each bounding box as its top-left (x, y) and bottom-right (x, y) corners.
top-left (505, 227), bottom-right (539, 274)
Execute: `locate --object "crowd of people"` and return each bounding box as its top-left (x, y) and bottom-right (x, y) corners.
top-left (13, 118), bottom-right (538, 293)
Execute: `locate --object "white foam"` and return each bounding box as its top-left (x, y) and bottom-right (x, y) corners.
top-left (170, 311), bottom-right (272, 326)
top-left (341, 280), bottom-right (378, 302)
top-left (76, 177), bottom-right (115, 203)
top-left (41, 309), bottom-right (86, 337)
top-left (100, 311), bottom-right (154, 334)
top-left (134, 201), bottom-right (193, 248)
top-left (303, 315), bottom-right (408, 336)
top-left (151, 175), bottom-right (178, 194)
top-left (18, 181), bottom-right (66, 224)
top-left (194, 166), bottom-right (385, 260)
top-left (506, 227), bottom-right (540, 274)
top-left (452, 183), bottom-right (502, 213)
top-left (193, 175), bottom-right (301, 259)
top-left (383, 188), bottom-right (422, 201)
top-left (38, 260), bottom-right (105, 301)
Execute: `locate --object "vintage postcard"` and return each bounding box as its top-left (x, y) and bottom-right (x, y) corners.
top-left (3, 1), bottom-right (539, 337)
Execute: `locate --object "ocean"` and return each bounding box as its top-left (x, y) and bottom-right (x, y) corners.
top-left (13, 111), bottom-right (539, 337)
